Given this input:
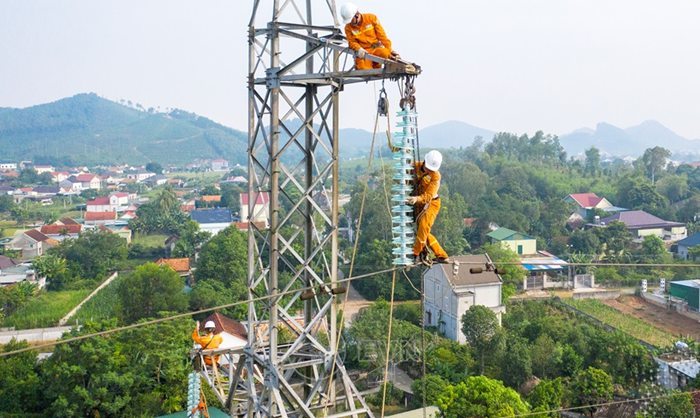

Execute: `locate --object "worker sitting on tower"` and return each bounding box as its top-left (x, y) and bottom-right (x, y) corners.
top-left (341, 3), bottom-right (400, 70)
top-left (407, 150), bottom-right (450, 265)
top-left (192, 320), bottom-right (223, 366)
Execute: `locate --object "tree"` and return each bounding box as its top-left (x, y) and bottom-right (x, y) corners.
top-left (528, 378), bottom-right (563, 417)
top-left (569, 367), bottom-right (613, 417)
top-left (31, 254), bottom-right (67, 285)
top-left (410, 375), bottom-right (448, 408)
top-left (656, 175), bottom-right (689, 203)
top-left (499, 336), bottom-right (532, 388)
top-left (153, 185), bottom-right (178, 212)
top-left (436, 376), bottom-right (529, 418)
top-left (50, 229), bottom-right (127, 285)
top-left (146, 162), bottom-right (164, 174)
top-left (642, 146), bottom-right (671, 184)
top-left (0, 339), bottom-right (41, 413)
top-left (461, 305), bottom-right (503, 374)
top-left (640, 390), bottom-right (694, 418)
top-left (117, 263), bottom-right (188, 323)
top-left (584, 146), bottom-right (602, 177)
top-left (0, 194), bottom-right (16, 213)
top-left (172, 220), bottom-right (211, 258)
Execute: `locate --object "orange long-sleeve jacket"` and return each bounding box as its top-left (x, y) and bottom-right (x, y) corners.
top-left (192, 328), bottom-right (223, 365)
top-left (413, 161), bottom-right (441, 205)
top-left (344, 13), bottom-right (392, 52)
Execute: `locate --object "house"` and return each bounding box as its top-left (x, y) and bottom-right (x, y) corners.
top-left (222, 176), bottom-right (247, 184)
top-left (110, 192), bottom-right (129, 207)
top-left (0, 261), bottom-right (45, 289)
top-left (56, 217), bottom-right (80, 226)
top-left (120, 211), bottom-right (138, 221)
top-left (486, 227), bottom-right (537, 256)
top-left (233, 221), bottom-right (267, 232)
top-left (86, 197), bottom-right (112, 212)
top-left (32, 187), bottom-right (61, 196)
top-left (125, 168), bottom-right (155, 182)
top-left (564, 192), bottom-right (627, 220)
top-left (519, 251), bottom-right (569, 290)
top-left (156, 258), bottom-right (192, 280)
top-left (670, 280), bottom-right (700, 311)
top-left (655, 351), bottom-right (700, 390)
top-left (50, 171), bottom-right (70, 183)
top-left (0, 163), bottom-right (17, 171)
top-left (0, 171), bottom-right (19, 179)
top-left (674, 233), bottom-right (700, 260)
top-left (164, 234), bottom-right (180, 256)
top-left (32, 165), bottom-right (54, 174)
top-left (200, 195), bottom-right (222, 207)
top-left (591, 210), bottom-right (687, 242)
top-left (75, 174), bottom-right (102, 190)
top-left (191, 208), bottom-right (233, 236)
top-left (211, 159), bottom-right (229, 171)
top-left (167, 179), bottom-right (184, 188)
top-left (9, 230), bottom-right (59, 259)
top-left (240, 192), bottom-right (270, 228)
top-left (424, 254), bottom-right (506, 343)
top-left (0, 255), bottom-right (22, 270)
top-left (143, 175), bottom-right (169, 186)
top-left (0, 186), bottom-right (16, 195)
top-left (84, 211), bottom-right (118, 226)
top-left (40, 223), bottom-right (82, 240)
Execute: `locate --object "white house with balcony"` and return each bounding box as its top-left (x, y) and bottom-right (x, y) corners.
top-left (424, 254), bottom-right (506, 344)
top-left (240, 192), bottom-right (270, 229)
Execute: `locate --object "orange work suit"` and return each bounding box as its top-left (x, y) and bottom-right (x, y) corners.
top-left (344, 13), bottom-right (393, 70)
top-left (412, 161), bottom-right (448, 259)
top-left (192, 328), bottom-right (223, 365)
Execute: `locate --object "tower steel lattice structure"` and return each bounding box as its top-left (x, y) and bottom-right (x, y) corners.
top-left (224, 1), bottom-right (419, 416)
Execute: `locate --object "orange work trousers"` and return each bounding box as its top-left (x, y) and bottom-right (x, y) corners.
top-left (355, 47), bottom-right (392, 70)
top-left (413, 199), bottom-right (448, 258)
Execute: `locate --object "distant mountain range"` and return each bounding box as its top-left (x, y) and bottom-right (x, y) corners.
top-left (1, 94), bottom-right (698, 166)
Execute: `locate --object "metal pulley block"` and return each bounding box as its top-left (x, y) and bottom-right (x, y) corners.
top-left (378, 88), bottom-right (389, 116)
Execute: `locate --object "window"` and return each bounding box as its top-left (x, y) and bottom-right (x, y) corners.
top-left (517, 244), bottom-right (523, 255)
top-left (427, 310), bottom-right (432, 325)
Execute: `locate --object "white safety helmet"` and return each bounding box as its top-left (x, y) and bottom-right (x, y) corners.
top-left (204, 321), bottom-right (216, 330)
top-left (424, 150), bottom-right (443, 171)
top-left (340, 3), bottom-right (358, 24)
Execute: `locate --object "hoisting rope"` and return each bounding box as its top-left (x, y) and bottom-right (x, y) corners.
top-left (379, 270), bottom-right (397, 418)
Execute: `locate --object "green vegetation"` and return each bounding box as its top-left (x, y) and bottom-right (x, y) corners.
top-left (563, 298), bottom-right (675, 347)
top-left (0, 93), bottom-right (248, 166)
top-left (1, 289), bottom-right (92, 329)
top-left (131, 233), bottom-right (169, 248)
top-left (71, 277), bottom-right (121, 324)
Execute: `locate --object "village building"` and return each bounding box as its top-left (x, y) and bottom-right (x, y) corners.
top-left (424, 254), bottom-right (506, 343)
top-left (240, 192), bottom-right (270, 229)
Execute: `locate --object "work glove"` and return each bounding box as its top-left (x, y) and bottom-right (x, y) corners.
top-left (356, 48), bottom-right (367, 59)
top-left (390, 50), bottom-right (401, 59)
top-left (407, 196), bottom-right (418, 205)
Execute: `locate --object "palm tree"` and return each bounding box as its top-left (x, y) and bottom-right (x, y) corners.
top-left (154, 185), bottom-right (178, 213)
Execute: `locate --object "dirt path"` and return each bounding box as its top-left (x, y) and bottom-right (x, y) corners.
top-left (342, 281), bottom-right (373, 327)
top-left (601, 295), bottom-right (700, 341)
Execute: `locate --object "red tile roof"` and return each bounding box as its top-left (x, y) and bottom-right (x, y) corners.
top-left (112, 192), bottom-right (128, 198)
top-left (87, 197), bottom-right (110, 205)
top-left (201, 195), bottom-right (222, 202)
top-left (58, 218), bottom-right (79, 225)
top-left (181, 204), bottom-right (195, 212)
top-left (240, 192), bottom-right (270, 206)
top-left (76, 174), bottom-right (100, 182)
top-left (24, 229), bottom-right (50, 242)
top-left (156, 258), bottom-right (191, 273)
top-left (234, 221), bottom-right (267, 231)
top-left (568, 193), bottom-right (604, 208)
top-left (201, 312), bottom-right (247, 340)
top-left (41, 224), bottom-right (82, 235)
top-left (85, 211), bottom-right (117, 221)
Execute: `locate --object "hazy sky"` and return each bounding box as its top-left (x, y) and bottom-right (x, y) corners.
top-left (1, 1), bottom-right (699, 139)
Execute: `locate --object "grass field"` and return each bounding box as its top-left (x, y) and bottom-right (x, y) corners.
top-left (2, 289), bottom-right (93, 330)
top-left (563, 298), bottom-right (675, 347)
top-left (72, 277), bottom-right (121, 324)
top-left (167, 171), bottom-right (225, 181)
top-left (132, 233), bottom-right (168, 247)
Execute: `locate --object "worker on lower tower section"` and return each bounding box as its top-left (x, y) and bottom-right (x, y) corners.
top-left (192, 320), bottom-right (223, 366)
top-left (341, 3), bottom-right (400, 70)
top-left (407, 150), bottom-right (450, 265)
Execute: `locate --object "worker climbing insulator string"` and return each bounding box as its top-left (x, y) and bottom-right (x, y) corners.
top-left (390, 103), bottom-right (417, 265)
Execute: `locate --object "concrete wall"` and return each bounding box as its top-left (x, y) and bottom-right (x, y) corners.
top-left (572, 290), bottom-right (620, 300)
top-left (0, 325), bottom-right (75, 344)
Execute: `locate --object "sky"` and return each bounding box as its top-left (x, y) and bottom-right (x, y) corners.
top-left (1, 0), bottom-right (700, 139)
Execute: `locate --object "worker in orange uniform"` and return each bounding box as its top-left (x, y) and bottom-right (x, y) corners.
top-left (341, 3), bottom-right (400, 70)
top-left (192, 320), bottom-right (223, 366)
top-left (407, 150), bottom-right (450, 265)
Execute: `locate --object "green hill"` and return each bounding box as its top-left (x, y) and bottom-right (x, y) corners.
top-left (0, 93), bottom-right (248, 166)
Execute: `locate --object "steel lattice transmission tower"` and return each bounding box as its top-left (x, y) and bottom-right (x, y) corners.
top-left (232, 1), bottom-right (417, 416)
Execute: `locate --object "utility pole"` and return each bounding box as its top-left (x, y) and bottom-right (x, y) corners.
top-left (199, 1), bottom-right (419, 416)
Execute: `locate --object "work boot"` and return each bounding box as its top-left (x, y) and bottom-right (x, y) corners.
top-left (436, 257), bottom-right (451, 264)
